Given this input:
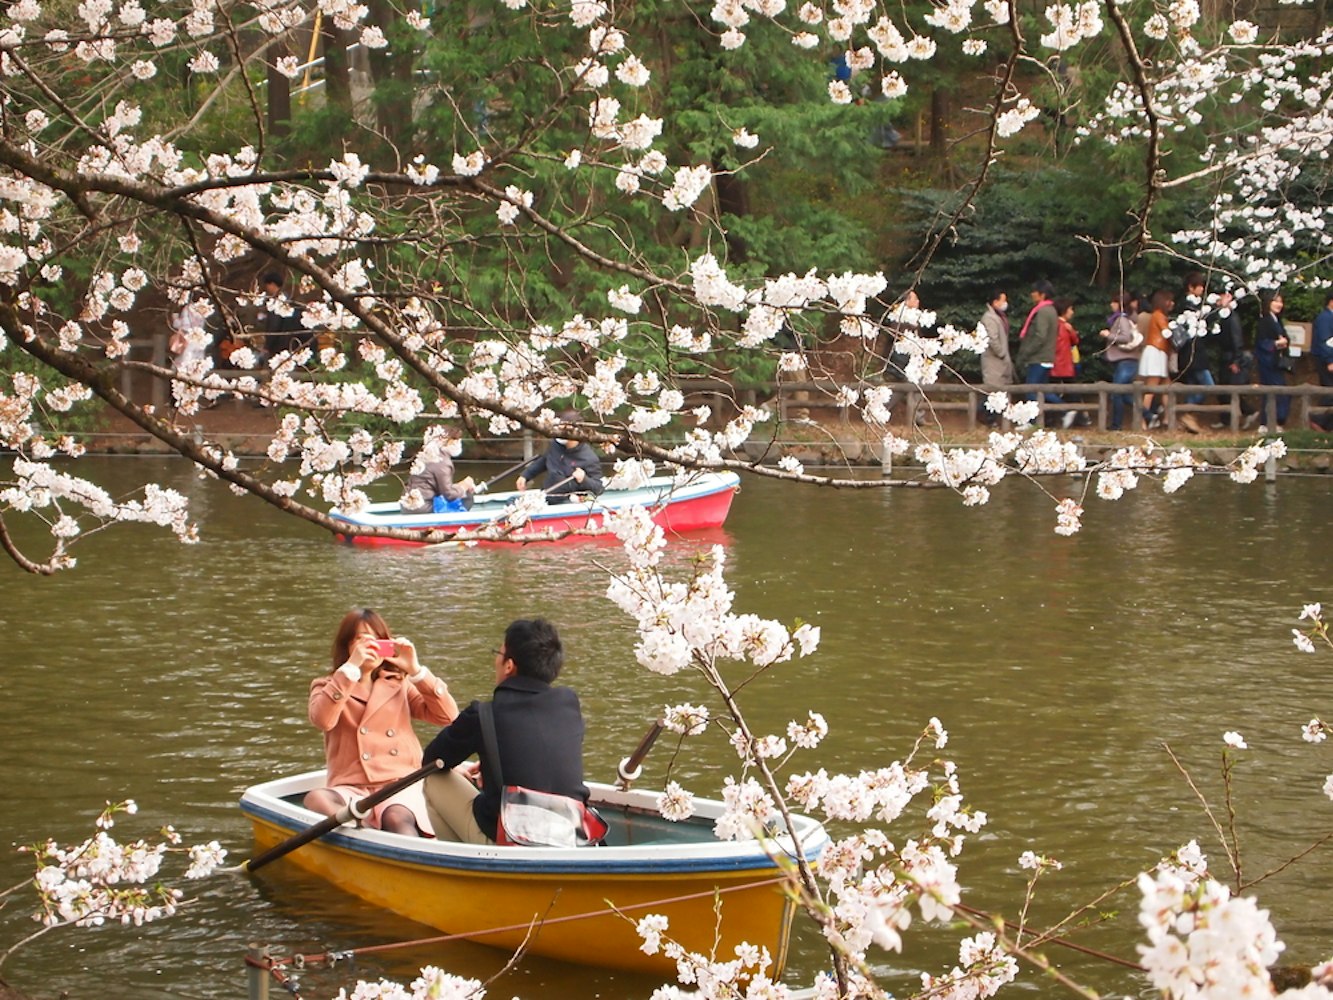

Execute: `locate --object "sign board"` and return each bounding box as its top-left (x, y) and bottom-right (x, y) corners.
top-left (1284, 321), bottom-right (1310, 355)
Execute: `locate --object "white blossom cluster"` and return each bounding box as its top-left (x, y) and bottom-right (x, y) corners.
top-left (1080, 30), bottom-right (1333, 287)
top-left (1292, 602), bottom-right (1329, 655)
top-left (604, 505), bottom-right (820, 675)
top-left (333, 968), bottom-right (485, 1000)
top-left (918, 932), bottom-right (1019, 1000)
top-left (1, 457), bottom-right (196, 568)
top-left (22, 800), bottom-right (225, 930)
top-left (636, 919), bottom-right (787, 999)
top-left (1136, 870), bottom-right (1289, 998)
top-left (606, 502), bottom-right (999, 978)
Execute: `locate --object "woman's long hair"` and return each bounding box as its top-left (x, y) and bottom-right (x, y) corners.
top-left (330, 608), bottom-right (390, 671)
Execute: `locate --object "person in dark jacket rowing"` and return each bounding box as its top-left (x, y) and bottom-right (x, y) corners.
top-left (421, 618), bottom-right (589, 845)
top-left (514, 415), bottom-right (604, 502)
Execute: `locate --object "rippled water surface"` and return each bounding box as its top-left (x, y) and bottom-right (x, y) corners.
top-left (1, 459), bottom-right (1330, 998)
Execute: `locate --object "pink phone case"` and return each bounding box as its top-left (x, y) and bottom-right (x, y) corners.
top-left (373, 638), bottom-right (396, 657)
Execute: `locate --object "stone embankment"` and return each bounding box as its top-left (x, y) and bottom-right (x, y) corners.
top-left (82, 402), bottom-right (1333, 473)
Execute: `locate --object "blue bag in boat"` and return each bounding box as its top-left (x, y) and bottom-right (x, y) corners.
top-left (432, 495), bottom-right (469, 513)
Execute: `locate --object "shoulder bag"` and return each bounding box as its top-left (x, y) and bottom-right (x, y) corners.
top-left (478, 701), bottom-right (607, 848)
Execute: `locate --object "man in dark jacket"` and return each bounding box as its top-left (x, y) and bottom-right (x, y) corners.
top-left (1014, 280), bottom-right (1061, 413)
top-left (422, 618), bottom-right (588, 844)
top-left (1313, 291), bottom-right (1333, 430)
top-left (257, 271), bottom-right (310, 357)
top-left (515, 415), bottom-right (605, 502)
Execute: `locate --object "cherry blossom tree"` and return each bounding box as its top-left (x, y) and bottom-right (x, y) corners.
top-left (3, 0), bottom-right (1332, 994)
top-left (1, 0), bottom-right (1326, 570)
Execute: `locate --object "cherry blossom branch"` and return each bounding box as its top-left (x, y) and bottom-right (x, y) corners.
top-left (1160, 741), bottom-right (1242, 889)
top-left (1101, 0), bottom-right (1164, 255)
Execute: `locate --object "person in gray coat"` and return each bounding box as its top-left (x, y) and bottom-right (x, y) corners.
top-left (977, 289), bottom-right (1014, 425)
top-left (401, 433), bottom-right (476, 513)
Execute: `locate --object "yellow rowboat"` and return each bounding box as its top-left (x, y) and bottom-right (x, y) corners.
top-left (239, 771), bottom-right (828, 976)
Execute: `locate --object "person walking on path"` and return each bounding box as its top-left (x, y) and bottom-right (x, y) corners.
top-left (1099, 292), bottom-right (1143, 431)
top-left (1253, 290), bottom-right (1292, 431)
top-left (1173, 273), bottom-right (1215, 434)
top-left (1051, 298), bottom-right (1084, 428)
top-left (1138, 289), bottom-right (1175, 429)
top-left (1014, 280), bottom-right (1061, 417)
top-left (1312, 291), bottom-right (1333, 431)
top-left (977, 289), bottom-right (1014, 425)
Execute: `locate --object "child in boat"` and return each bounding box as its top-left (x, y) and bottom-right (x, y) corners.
top-left (305, 608), bottom-right (458, 836)
top-left (421, 618), bottom-right (590, 844)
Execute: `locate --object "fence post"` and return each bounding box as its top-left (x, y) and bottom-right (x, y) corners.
top-left (152, 333), bottom-right (169, 409)
top-left (247, 945), bottom-right (271, 1000)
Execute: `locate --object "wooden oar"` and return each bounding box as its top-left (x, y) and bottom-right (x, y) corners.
top-left (615, 719), bottom-right (665, 790)
top-left (540, 473), bottom-right (579, 496)
top-left (474, 458), bottom-right (530, 495)
top-left (238, 760), bottom-right (444, 873)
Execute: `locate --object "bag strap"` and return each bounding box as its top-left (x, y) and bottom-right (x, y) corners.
top-left (477, 700), bottom-right (504, 792)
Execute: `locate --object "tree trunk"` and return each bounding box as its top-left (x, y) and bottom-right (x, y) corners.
top-left (930, 86), bottom-right (951, 157)
top-left (322, 18), bottom-right (353, 115)
top-left (267, 38), bottom-right (292, 139)
top-left (365, 0), bottom-right (413, 150)
top-left (713, 169), bottom-right (750, 261)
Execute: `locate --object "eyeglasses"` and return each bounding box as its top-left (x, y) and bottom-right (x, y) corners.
top-left (493, 648), bottom-right (506, 658)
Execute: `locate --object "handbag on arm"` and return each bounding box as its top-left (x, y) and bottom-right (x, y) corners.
top-left (478, 701), bottom-right (607, 848)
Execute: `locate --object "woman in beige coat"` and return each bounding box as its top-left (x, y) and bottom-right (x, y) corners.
top-left (305, 608), bottom-right (458, 835)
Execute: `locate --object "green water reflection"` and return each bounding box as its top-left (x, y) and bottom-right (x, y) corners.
top-left (1, 458), bottom-right (1330, 998)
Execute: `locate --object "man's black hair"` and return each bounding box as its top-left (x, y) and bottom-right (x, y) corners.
top-left (504, 618), bottom-right (564, 683)
top-left (262, 271), bottom-right (283, 288)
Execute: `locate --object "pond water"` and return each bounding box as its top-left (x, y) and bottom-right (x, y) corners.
top-left (1, 458), bottom-right (1330, 999)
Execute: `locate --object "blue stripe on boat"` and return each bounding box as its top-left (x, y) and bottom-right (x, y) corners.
top-left (239, 798), bottom-right (825, 875)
